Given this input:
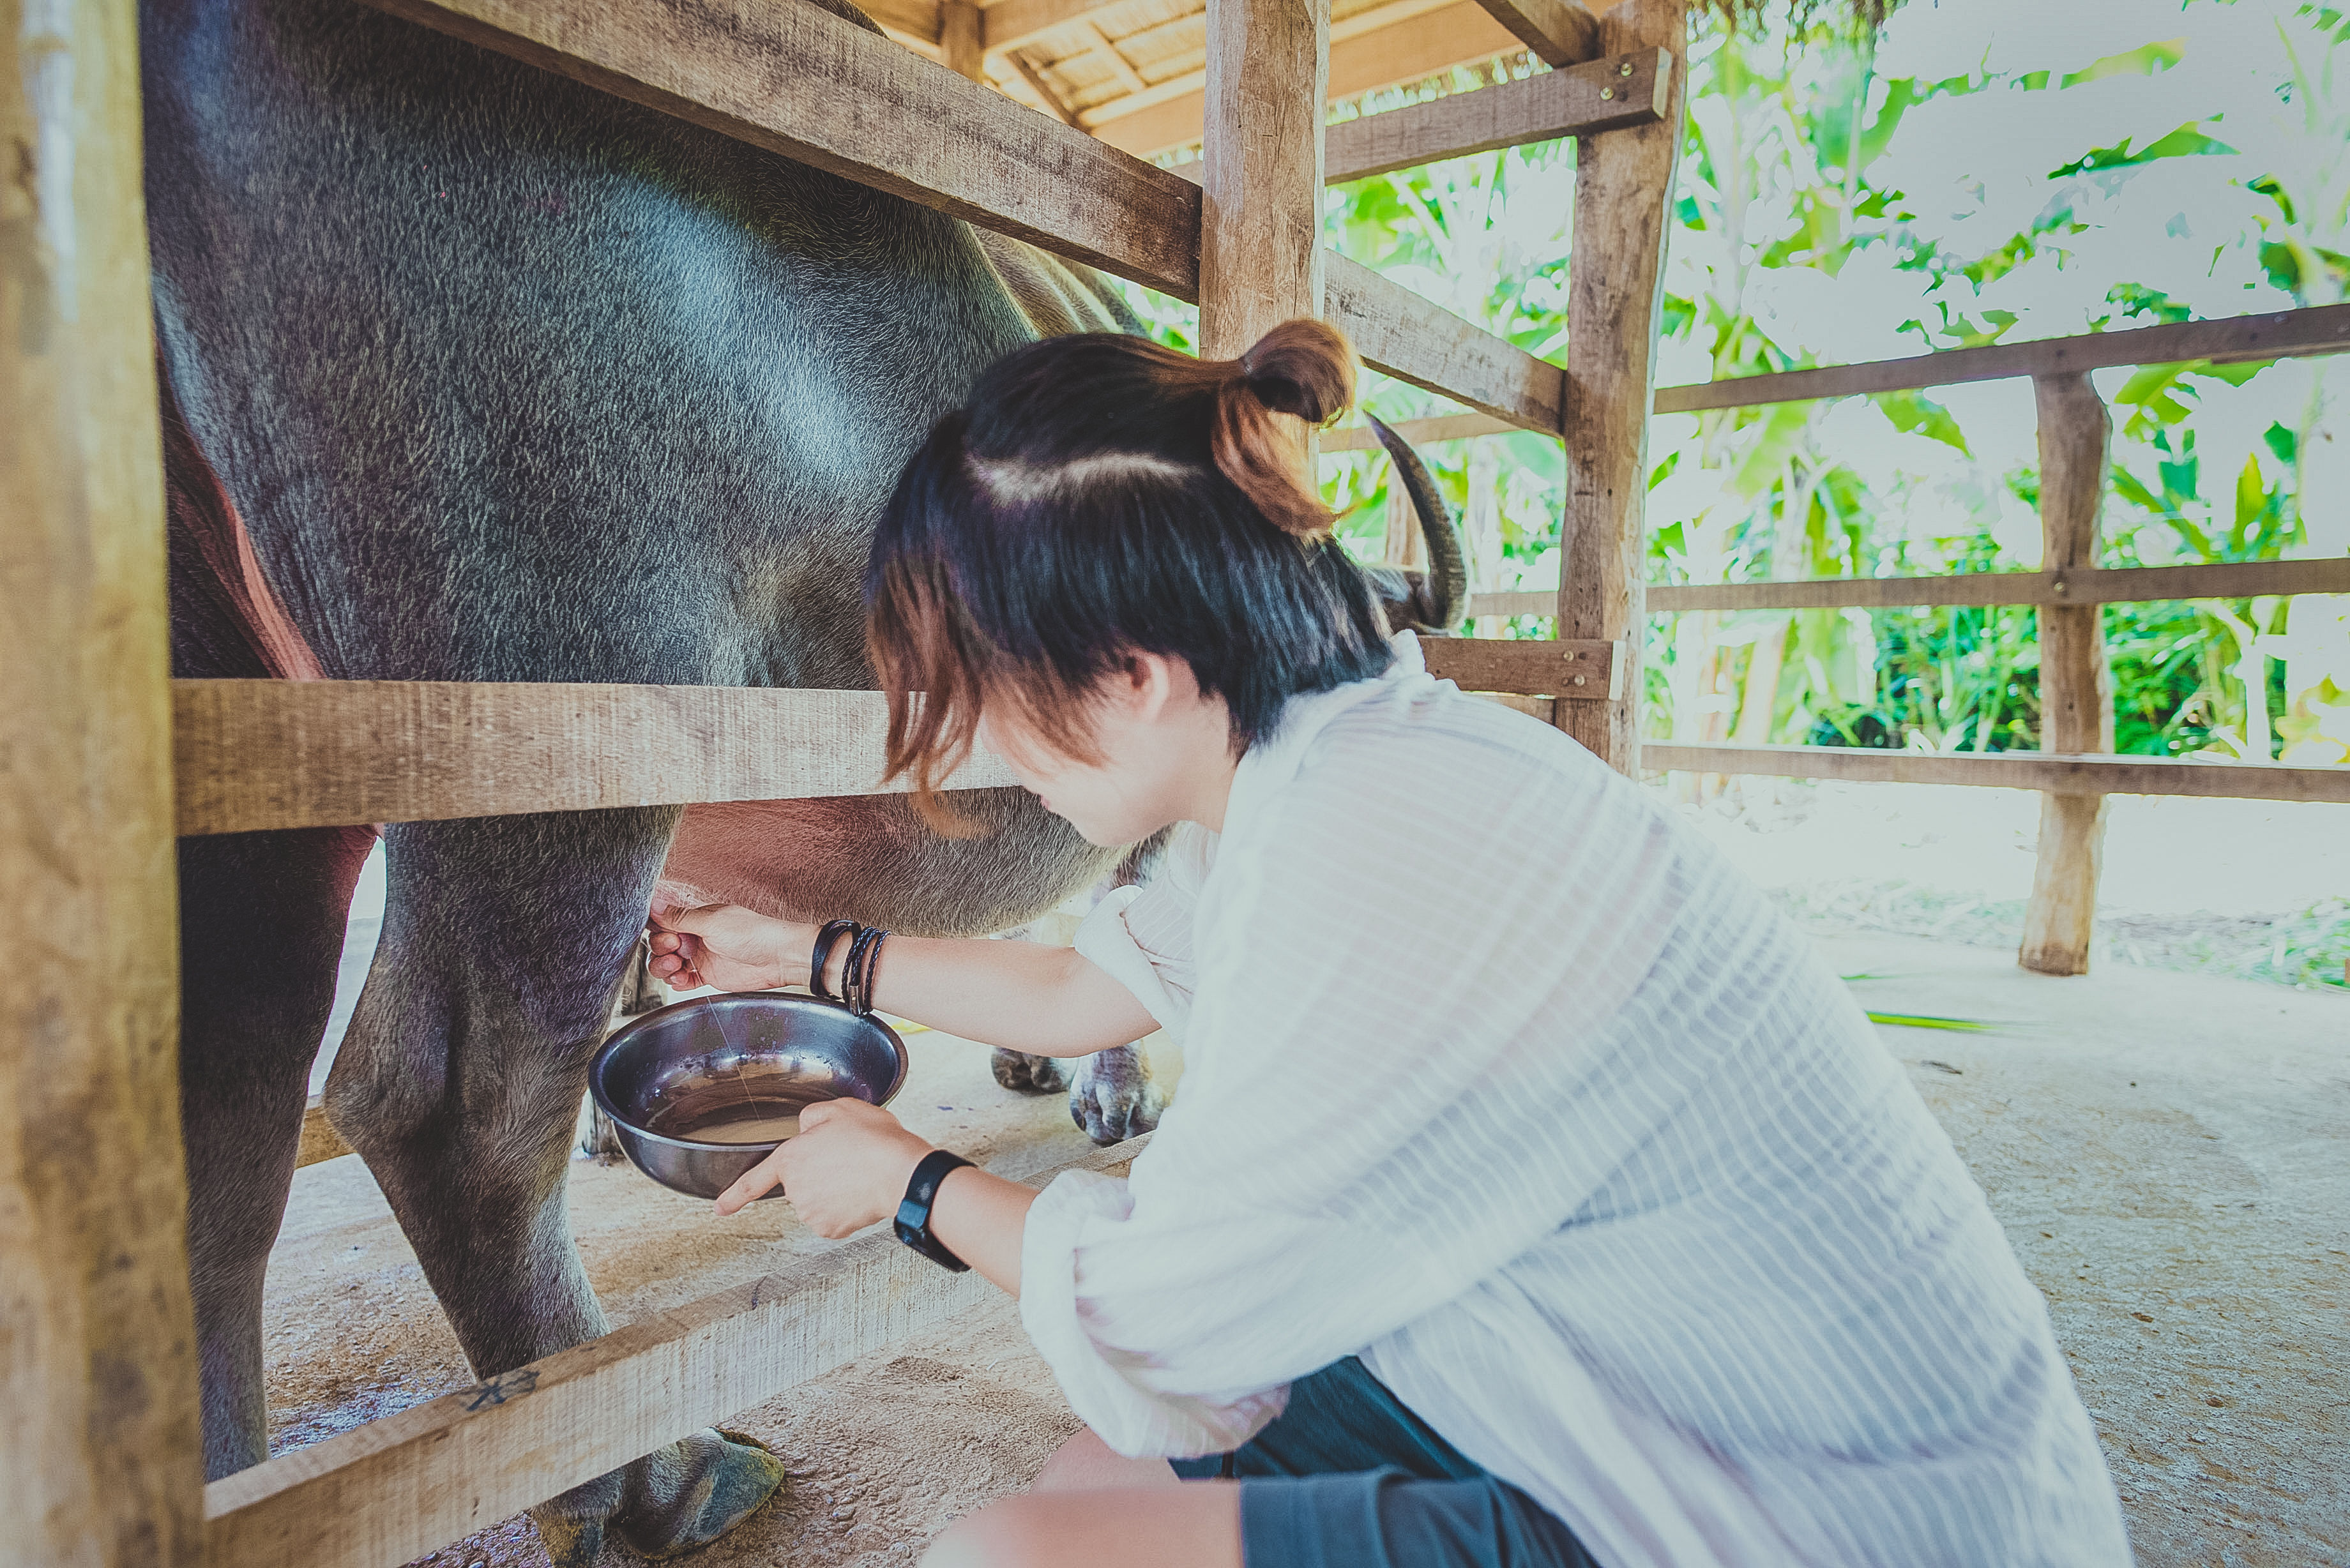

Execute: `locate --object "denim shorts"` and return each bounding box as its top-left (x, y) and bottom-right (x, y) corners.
top-left (1169, 1358), bottom-right (1598, 1568)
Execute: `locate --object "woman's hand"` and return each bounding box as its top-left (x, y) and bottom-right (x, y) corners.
top-left (646, 901), bottom-right (810, 992)
top-left (714, 1099), bottom-right (934, 1232)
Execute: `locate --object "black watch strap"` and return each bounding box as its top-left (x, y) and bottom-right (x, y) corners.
top-left (894, 1149), bottom-right (975, 1272)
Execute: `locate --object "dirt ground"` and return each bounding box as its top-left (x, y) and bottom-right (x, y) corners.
top-left (258, 932), bottom-right (2347, 1567)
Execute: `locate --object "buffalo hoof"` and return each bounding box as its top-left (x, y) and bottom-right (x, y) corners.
top-left (1069, 1044), bottom-right (1163, 1145)
top-left (532, 1428), bottom-right (784, 1565)
top-left (990, 1047), bottom-right (1072, 1094)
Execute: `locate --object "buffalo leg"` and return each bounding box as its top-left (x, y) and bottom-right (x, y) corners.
top-left (324, 809), bottom-right (782, 1565)
top-left (1066, 1044), bottom-right (1165, 1145)
top-left (180, 823), bottom-right (376, 1478)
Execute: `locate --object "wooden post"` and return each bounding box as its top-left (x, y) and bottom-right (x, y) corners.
top-left (1556, 0), bottom-right (1686, 772)
top-left (3, 1), bottom-right (204, 1565)
top-left (2019, 372), bottom-right (2114, 975)
top-left (941, 0), bottom-right (985, 82)
top-left (1197, 0), bottom-right (1330, 361)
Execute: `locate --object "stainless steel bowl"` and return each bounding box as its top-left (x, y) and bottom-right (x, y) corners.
top-left (588, 993), bottom-right (909, 1201)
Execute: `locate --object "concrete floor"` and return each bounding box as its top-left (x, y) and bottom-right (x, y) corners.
top-left (255, 933), bottom-right (2348, 1567)
top-left (1831, 933), bottom-right (2349, 1568)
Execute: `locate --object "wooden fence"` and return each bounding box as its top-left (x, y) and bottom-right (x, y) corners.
top-left (6, 0), bottom-right (1684, 1564)
top-left (1382, 306), bottom-right (2350, 974)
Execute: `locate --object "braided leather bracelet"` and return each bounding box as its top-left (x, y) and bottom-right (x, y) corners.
top-left (808, 919), bottom-right (859, 1002)
top-left (843, 925), bottom-right (890, 1016)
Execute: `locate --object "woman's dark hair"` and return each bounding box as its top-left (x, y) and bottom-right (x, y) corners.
top-left (865, 319), bottom-right (1395, 822)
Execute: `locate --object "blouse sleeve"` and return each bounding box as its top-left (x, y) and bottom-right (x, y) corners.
top-left (1017, 714), bottom-right (1696, 1459)
top-left (1069, 824), bottom-right (1211, 1039)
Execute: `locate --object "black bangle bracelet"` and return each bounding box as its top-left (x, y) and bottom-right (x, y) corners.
top-left (809, 919), bottom-right (859, 1001)
top-left (844, 925), bottom-right (889, 1016)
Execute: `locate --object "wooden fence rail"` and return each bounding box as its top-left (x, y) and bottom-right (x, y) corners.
top-left (1643, 744), bottom-right (2349, 805)
top-left (1324, 301), bottom-right (2350, 451)
top-left (174, 642), bottom-right (1604, 838)
top-left (209, 1137), bottom-right (1146, 1568)
top-left (1467, 555), bottom-right (2350, 617)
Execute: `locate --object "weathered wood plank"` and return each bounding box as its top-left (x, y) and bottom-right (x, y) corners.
top-left (941, 0), bottom-right (985, 79)
top-left (1645, 745), bottom-right (2349, 805)
top-left (1007, 46), bottom-right (1084, 124)
top-left (1653, 303), bottom-right (2350, 414)
top-left (361, 0), bottom-right (1205, 297)
top-left (1169, 47), bottom-right (1667, 186)
top-left (1464, 557), bottom-right (2350, 618)
top-left (1197, 0), bottom-right (1330, 360)
top-left (980, 0), bottom-right (1116, 59)
top-left (1469, 0), bottom-right (1598, 67)
top-left (1326, 47), bottom-right (1665, 179)
top-left (365, 0), bottom-right (1560, 444)
top-left (1091, 0), bottom-right (1526, 158)
top-left (298, 1095), bottom-right (356, 1169)
top-left (206, 1138), bottom-right (1148, 1568)
top-left (2019, 373), bottom-right (2115, 977)
top-left (858, 0), bottom-right (947, 43)
top-left (173, 682), bottom-right (1020, 837)
top-left (1330, 257), bottom-right (1565, 432)
top-left (3, 0), bottom-right (206, 1562)
top-left (1324, 410), bottom-right (1520, 450)
top-left (1421, 638), bottom-right (1621, 699)
top-left (1557, 0), bottom-right (1685, 771)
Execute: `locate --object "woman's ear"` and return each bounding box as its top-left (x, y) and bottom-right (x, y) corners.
top-left (1112, 651), bottom-right (1186, 724)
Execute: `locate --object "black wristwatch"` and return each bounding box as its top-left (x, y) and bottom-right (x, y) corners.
top-left (895, 1149), bottom-right (975, 1272)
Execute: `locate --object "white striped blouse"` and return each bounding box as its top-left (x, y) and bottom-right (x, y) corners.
top-left (1018, 635), bottom-right (2130, 1568)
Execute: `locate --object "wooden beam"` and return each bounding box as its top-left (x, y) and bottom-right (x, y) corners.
top-left (1422, 638), bottom-right (1621, 698)
top-left (1008, 47), bottom-right (1086, 126)
top-left (1091, 0), bottom-right (1528, 158)
top-left (979, 0), bottom-right (1111, 61)
top-left (1328, 257), bottom-right (1565, 432)
top-left (1197, 0), bottom-right (1329, 359)
top-left (1558, 0), bottom-right (1685, 772)
top-left (1478, 692), bottom-right (1557, 722)
top-left (1081, 0), bottom-right (1461, 133)
top-left (172, 682), bottom-right (1019, 838)
top-left (1079, 17), bottom-right (1149, 96)
top-left (1329, 47), bottom-right (1665, 178)
top-left (941, 0), bottom-right (987, 79)
top-left (1325, 410), bottom-right (1520, 450)
top-left (2019, 373), bottom-right (2114, 977)
top-left (1466, 557), bottom-right (2350, 617)
top-left (4, 0), bottom-right (206, 1562)
top-left (206, 1138), bottom-right (1147, 1568)
top-left (361, 0), bottom-right (1204, 296)
top-left (857, 0), bottom-right (947, 44)
top-left (1644, 745), bottom-right (2349, 805)
top-left (1167, 49), bottom-right (1668, 186)
top-left (1470, 0), bottom-right (1600, 67)
top-left (361, 0), bottom-right (1558, 445)
top-left (298, 1095), bottom-right (356, 1168)
top-left (1653, 303), bottom-right (2350, 414)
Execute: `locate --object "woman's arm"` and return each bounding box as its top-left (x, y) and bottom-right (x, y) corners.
top-left (648, 903), bottom-right (1160, 1057)
top-left (711, 1098), bottom-right (1034, 1293)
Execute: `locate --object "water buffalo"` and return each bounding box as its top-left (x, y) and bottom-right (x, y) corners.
top-left (145, 0), bottom-right (1462, 1557)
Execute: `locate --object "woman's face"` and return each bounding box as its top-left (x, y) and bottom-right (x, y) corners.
top-left (976, 654), bottom-right (1237, 846)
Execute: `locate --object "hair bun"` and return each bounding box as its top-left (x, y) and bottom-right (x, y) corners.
top-left (1211, 319), bottom-right (1358, 536)
top-left (1239, 319), bottom-right (1356, 425)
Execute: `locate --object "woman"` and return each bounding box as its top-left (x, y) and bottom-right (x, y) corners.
top-left (648, 322), bottom-right (2130, 1568)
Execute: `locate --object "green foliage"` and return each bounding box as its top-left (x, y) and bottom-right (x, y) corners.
top-left (1112, 0), bottom-right (2349, 774)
